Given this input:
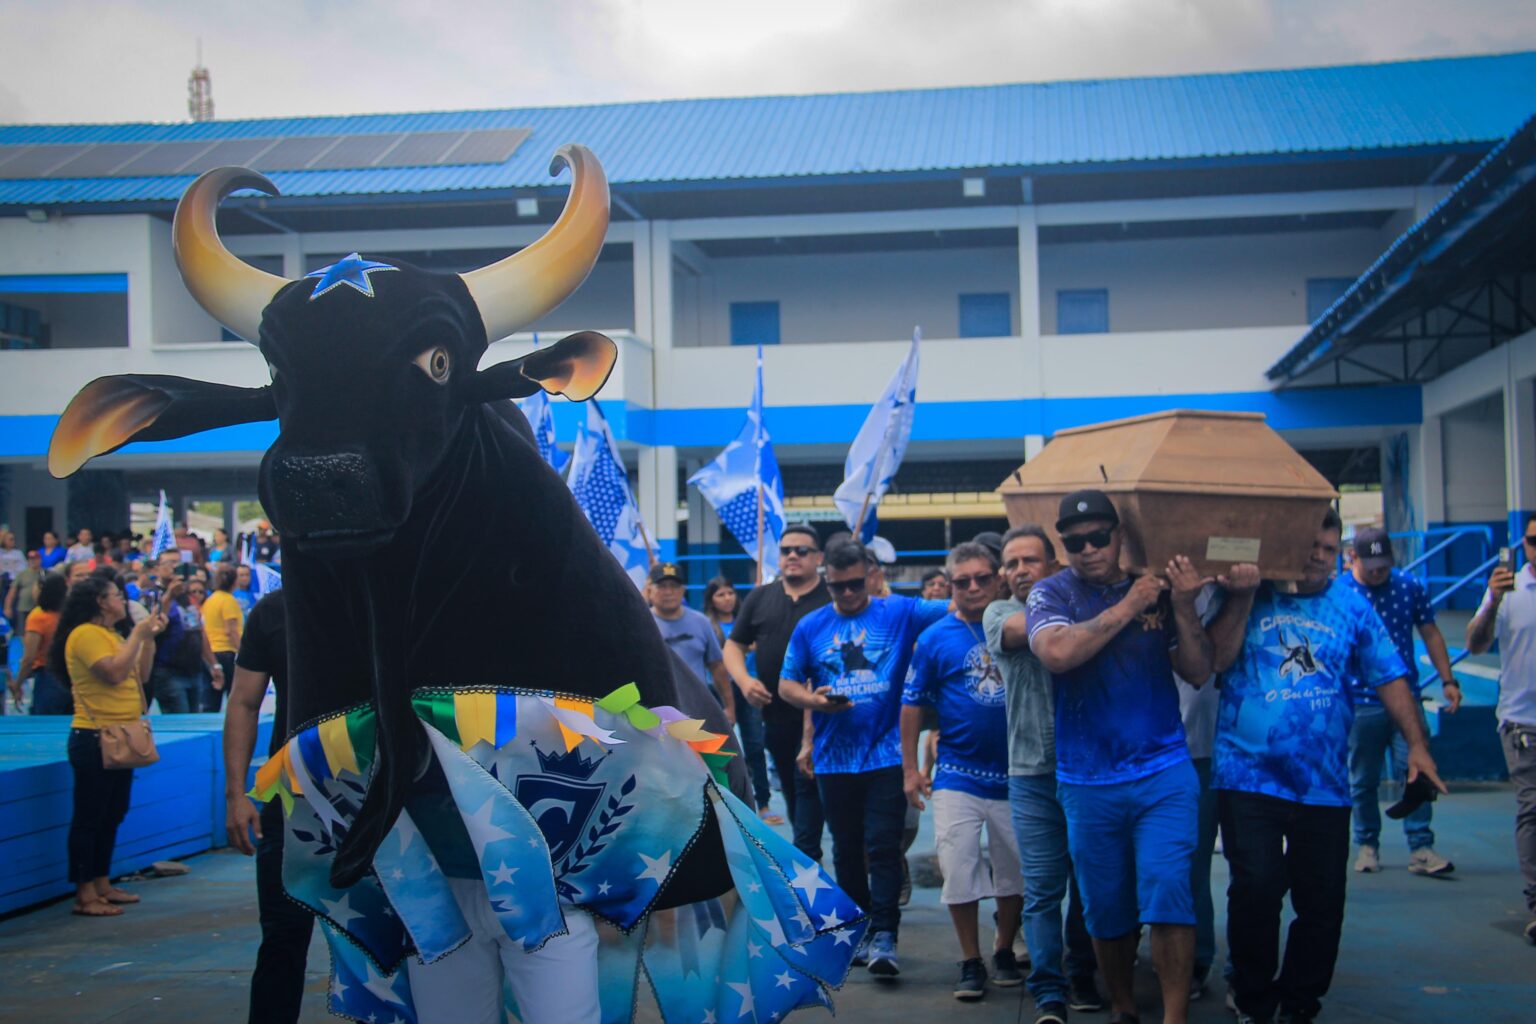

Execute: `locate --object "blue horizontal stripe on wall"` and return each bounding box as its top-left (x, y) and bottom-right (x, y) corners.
top-left (0, 273), bottom-right (128, 294)
top-left (0, 387), bottom-right (1420, 459)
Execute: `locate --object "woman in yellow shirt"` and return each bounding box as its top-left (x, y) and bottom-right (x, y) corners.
top-left (50, 576), bottom-right (165, 917)
top-left (200, 565), bottom-right (244, 712)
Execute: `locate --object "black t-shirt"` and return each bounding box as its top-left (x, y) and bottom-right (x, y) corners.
top-left (234, 590), bottom-right (288, 757)
top-left (253, 538), bottom-right (279, 563)
top-left (728, 578), bottom-right (832, 725)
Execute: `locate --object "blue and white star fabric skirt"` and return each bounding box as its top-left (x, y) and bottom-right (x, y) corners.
top-left (254, 685), bottom-right (868, 1023)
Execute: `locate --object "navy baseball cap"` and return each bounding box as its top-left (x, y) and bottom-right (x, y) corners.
top-left (1353, 527), bottom-right (1394, 571)
top-left (1056, 489), bottom-right (1120, 532)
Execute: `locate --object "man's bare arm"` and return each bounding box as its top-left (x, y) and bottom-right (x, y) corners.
top-left (1029, 576), bottom-right (1161, 673)
top-left (1375, 677), bottom-right (1447, 793)
top-left (999, 611), bottom-right (1029, 651)
top-left (222, 666), bottom-right (268, 856)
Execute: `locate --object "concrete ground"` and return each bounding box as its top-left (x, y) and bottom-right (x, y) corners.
top-left (2, 782), bottom-right (1531, 1024)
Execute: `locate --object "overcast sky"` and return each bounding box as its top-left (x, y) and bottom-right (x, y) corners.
top-left (3, 0), bottom-right (1535, 125)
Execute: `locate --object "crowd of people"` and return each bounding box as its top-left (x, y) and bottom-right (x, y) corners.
top-left (0, 522), bottom-right (277, 920)
top-left (6, 502), bottom-right (1534, 1024)
top-left (641, 494), bottom-right (1532, 1024)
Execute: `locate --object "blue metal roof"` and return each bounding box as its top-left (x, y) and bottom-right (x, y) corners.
top-left (3, 51), bottom-right (1536, 206)
top-left (1268, 107), bottom-right (1536, 384)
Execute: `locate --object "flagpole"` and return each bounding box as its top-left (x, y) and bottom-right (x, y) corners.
top-left (754, 481), bottom-right (766, 584)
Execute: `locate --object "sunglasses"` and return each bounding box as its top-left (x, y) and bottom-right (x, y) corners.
top-left (826, 577), bottom-right (867, 595)
top-left (950, 572), bottom-right (997, 591)
top-left (1061, 528), bottom-right (1115, 555)
top-left (1524, 535), bottom-right (1536, 546)
top-left (779, 545), bottom-right (818, 557)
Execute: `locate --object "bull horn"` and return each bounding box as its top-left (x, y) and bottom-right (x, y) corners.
top-left (173, 167), bottom-right (289, 344)
top-left (461, 144), bottom-right (609, 343)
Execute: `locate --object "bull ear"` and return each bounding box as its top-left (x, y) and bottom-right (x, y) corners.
top-left (467, 331), bottom-right (617, 403)
top-left (49, 374), bottom-right (275, 478)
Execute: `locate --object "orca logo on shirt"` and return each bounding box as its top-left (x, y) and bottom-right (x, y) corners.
top-left (963, 644), bottom-right (1006, 706)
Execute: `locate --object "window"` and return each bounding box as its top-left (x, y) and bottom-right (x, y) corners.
top-left (1306, 277), bottom-right (1354, 324)
top-left (730, 301), bottom-right (780, 346)
top-left (1056, 289), bottom-right (1108, 335)
top-left (958, 292), bottom-right (1012, 337)
top-left (0, 299), bottom-right (45, 350)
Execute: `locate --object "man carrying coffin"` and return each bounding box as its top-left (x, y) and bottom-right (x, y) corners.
top-left (1027, 489), bottom-right (1237, 1024)
top-left (1208, 509), bottom-right (1446, 1024)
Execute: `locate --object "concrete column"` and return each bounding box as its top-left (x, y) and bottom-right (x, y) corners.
top-left (631, 226), bottom-right (654, 345)
top-left (1017, 206), bottom-right (1041, 341)
top-left (638, 445), bottom-right (678, 562)
top-left (1024, 434), bottom-right (1046, 461)
top-left (280, 235), bottom-right (305, 279)
top-left (1409, 415), bottom-right (1447, 529)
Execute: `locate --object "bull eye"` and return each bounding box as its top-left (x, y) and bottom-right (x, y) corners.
top-left (413, 346), bottom-right (452, 384)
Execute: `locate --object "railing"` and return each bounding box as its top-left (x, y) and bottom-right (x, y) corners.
top-left (1389, 524), bottom-right (1501, 667)
top-left (671, 547), bottom-right (952, 599)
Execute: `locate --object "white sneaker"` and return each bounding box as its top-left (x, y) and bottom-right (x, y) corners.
top-left (1407, 848), bottom-right (1455, 876)
top-left (1353, 846), bottom-right (1381, 873)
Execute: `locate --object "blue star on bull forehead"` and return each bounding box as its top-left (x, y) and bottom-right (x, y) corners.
top-left (305, 252), bottom-right (398, 300)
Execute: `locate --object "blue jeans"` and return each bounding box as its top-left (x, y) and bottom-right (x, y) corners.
top-left (731, 685), bottom-right (772, 809)
top-left (31, 666), bottom-right (74, 715)
top-left (1008, 774), bottom-right (1097, 1005)
top-left (818, 767), bottom-right (906, 936)
top-left (1349, 704), bottom-right (1433, 851)
top-left (150, 664), bottom-right (201, 714)
top-left (1191, 757), bottom-right (1220, 973)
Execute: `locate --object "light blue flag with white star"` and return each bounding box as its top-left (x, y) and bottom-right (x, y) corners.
top-left (371, 808), bottom-right (471, 963)
top-left (149, 490), bottom-right (175, 560)
top-left (833, 328), bottom-right (920, 547)
top-left (422, 723), bottom-right (565, 952)
top-left (687, 346), bottom-right (787, 582)
top-left (321, 920), bottom-right (418, 1024)
top-left (567, 403), bottom-right (651, 589)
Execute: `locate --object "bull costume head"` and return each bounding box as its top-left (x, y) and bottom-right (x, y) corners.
top-left (50, 147), bottom-right (746, 896)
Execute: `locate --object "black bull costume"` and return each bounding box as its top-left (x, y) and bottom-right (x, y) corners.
top-left (49, 146), bottom-right (865, 1023)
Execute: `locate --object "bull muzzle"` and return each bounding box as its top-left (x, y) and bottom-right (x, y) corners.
top-left (266, 450), bottom-right (395, 555)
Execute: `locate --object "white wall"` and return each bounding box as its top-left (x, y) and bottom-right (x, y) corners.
top-left (1441, 393), bottom-right (1507, 522)
top-left (524, 259), bottom-right (635, 337)
top-left (674, 246), bottom-right (1020, 347)
top-left (1038, 227), bottom-right (1392, 334)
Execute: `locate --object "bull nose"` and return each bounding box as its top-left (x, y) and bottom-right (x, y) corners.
top-left (268, 451), bottom-right (384, 536)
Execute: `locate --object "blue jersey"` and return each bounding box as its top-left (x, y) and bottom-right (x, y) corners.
top-left (1339, 569), bottom-right (1434, 700)
top-left (1026, 570), bottom-right (1188, 786)
top-left (782, 595), bottom-right (950, 775)
top-left (903, 614), bottom-right (1011, 799)
top-left (1214, 580), bottom-right (1408, 807)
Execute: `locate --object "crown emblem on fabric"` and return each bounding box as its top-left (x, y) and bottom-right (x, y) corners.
top-left (534, 743), bottom-right (605, 780)
top-left (304, 252), bottom-right (398, 300)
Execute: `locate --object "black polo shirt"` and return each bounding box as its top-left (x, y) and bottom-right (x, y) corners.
top-left (234, 590), bottom-right (288, 756)
top-left (729, 578), bottom-right (832, 726)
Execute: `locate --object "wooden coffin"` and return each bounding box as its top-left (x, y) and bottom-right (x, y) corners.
top-left (995, 410), bottom-right (1338, 581)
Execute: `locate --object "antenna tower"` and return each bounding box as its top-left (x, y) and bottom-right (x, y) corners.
top-left (188, 39), bottom-right (214, 122)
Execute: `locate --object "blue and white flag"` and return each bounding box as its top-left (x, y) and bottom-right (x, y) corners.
top-left (149, 490), bottom-right (175, 559)
top-left (516, 389), bottom-right (570, 474)
top-left (252, 561), bottom-right (283, 596)
top-left (687, 346), bottom-right (787, 582)
top-left (833, 329), bottom-right (920, 548)
top-left (568, 404), bottom-right (652, 589)
top-left (514, 336), bottom-right (570, 474)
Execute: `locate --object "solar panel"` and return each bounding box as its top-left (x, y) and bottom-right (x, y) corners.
top-left (251, 135), bottom-right (341, 172)
top-left (0, 145), bottom-right (92, 179)
top-left (50, 143), bottom-right (155, 178)
top-left (180, 138), bottom-right (280, 175)
top-left (376, 131), bottom-right (468, 168)
top-left (112, 140), bottom-right (219, 176)
top-left (308, 133), bottom-right (404, 170)
top-left (441, 128), bottom-right (529, 166)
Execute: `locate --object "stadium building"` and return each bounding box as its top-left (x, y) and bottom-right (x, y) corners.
top-left (1, 51), bottom-right (1534, 592)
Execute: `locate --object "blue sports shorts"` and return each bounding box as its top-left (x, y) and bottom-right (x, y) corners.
top-left (1058, 758), bottom-right (1198, 939)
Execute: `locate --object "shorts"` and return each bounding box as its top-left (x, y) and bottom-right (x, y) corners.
top-left (1058, 759), bottom-right (1198, 938)
top-left (932, 788), bottom-right (1024, 906)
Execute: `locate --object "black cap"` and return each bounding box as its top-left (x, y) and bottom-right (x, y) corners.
top-left (648, 562), bottom-right (685, 584)
top-left (972, 531), bottom-right (1004, 559)
top-left (1352, 527), bottom-right (1394, 570)
top-left (1056, 489), bottom-right (1120, 532)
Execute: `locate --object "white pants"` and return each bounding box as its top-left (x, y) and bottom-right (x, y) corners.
top-left (405, 877), bottom-right (601, 1024)
top-left (932, 788), bottom-right (1025, 906)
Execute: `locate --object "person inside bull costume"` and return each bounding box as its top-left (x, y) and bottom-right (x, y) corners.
top-left (49, 145), bottom-right (867, 1024)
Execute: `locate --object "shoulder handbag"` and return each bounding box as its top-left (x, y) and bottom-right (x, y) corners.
top-left (75, 667), bottom-right (160, 770)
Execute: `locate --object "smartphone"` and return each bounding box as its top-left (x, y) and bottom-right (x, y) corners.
top-left (823, 692), bottom-right (852, 706)
top-left (1499, 546), bottom-right (1514, 573)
